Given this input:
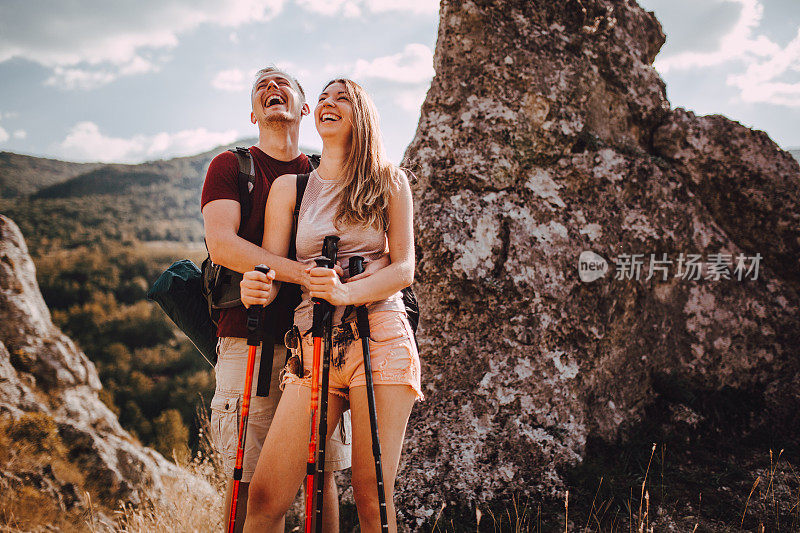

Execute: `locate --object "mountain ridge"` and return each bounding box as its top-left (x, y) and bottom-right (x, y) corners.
top-left (0, 138), bottom-right (325, 199)
top-left (0, 138), bottom-right (323, 252)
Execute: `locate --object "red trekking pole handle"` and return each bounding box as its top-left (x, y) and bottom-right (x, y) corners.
top-left (227, 264), bottom-right (269, 533)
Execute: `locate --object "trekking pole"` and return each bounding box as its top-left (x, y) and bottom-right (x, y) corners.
top-left (227, 264), bottom-right (269, 533)
top-left (348, 256), bottom-right (389, 531)
top-left (305, 289), bottom-right (323, 533)
top-left (305, 236), bottom-right (339, 533)
top-left (313, 236), bottom-right (339, 533)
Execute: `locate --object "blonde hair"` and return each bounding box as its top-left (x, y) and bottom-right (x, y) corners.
top-left (323, 78), bottom-right (403, 232)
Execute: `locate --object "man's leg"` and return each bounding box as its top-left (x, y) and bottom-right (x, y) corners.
top-left (212, 340), bottom-right (285, 532)
top-left (223, 481), bottom-right (254, 532)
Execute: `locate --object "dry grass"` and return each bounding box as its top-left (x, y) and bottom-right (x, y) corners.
top-left (0, 404), bottom-right (226, 533)
top-left (112, 464), bottom-right (224, 533)
top-left (111, 401), bottom-right (226, 532)
top-left (4, 411), bottom-right (799, 533)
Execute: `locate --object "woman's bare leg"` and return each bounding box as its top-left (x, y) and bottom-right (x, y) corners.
top-left (322, 468), bottom-right (341, 532)
top-left (349, 384), bottom-right (416, 533)
top-left (243, 383), bottom-right (345, 533)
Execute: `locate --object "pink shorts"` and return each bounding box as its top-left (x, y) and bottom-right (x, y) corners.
top-left (281, 310), bottom-right (424, 401)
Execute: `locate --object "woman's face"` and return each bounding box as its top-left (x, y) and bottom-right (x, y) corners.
top-left (315, 81), bottom-right (353, 142)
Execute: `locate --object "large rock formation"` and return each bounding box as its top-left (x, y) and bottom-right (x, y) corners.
top-left (0, 214), bottom-right (212, 523)
top-left (399, 0), bottom-right (800, 525)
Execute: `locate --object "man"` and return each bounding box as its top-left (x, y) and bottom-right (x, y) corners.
top-left (201, 66), bottom-right (355, 532)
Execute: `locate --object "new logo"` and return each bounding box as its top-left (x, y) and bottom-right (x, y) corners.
top-left (578, 251), bottom-right (608, 282)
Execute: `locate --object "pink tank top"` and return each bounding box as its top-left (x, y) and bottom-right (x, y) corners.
top-left (293, 170), bottom-right (404, 332)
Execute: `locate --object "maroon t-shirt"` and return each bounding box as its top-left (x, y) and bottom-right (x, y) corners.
top-left (201, 146), bottom-right (311, 338)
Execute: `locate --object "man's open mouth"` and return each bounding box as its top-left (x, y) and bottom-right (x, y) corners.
top-left (320, 112), bottom-right (340, 122)
top-left (265, 94), bottom-right (286, 108)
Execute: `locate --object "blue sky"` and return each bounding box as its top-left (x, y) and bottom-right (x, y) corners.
top-left (0, 0), bottom-right (798, 164)
top-left (640, 0), bottom-right (800, 151)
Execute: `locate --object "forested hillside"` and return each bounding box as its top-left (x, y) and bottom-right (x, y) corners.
top-left (0, 141), bottom-right (258, 458)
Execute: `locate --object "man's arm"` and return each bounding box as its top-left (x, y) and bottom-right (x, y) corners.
top-left (202, 198), bottom-right (306, 284)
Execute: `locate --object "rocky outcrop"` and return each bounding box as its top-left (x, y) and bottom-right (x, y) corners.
top-left (652, 108), bottom-right (800, 288)
top-left (0, 214), bottom-right (211, 515)
top-left (399, 0), bottom-right (800, 525)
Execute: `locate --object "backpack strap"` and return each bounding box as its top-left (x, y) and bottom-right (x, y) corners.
top-left (290, 173), bottom-right (310, 261)
top-left (230, 147), bottom-right (255, 222)
top-left (231, 148), bottom-right (316, 223)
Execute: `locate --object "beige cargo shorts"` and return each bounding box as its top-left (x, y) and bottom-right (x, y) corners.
top-left (210, 337), bottom-right (352, 483)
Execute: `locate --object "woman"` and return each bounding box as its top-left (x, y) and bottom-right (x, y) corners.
top-left (239, 78), bottom-right (422, 533)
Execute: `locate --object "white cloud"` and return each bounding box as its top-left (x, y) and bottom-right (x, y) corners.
top-left (365, 0), bottom-right (438, 15)
top-left (0, 113), bottom-right (16, 143)
top-left (46, 59), bottom-right (157, 90)
top-left (297, 0), bottom-right (362, 17)
top-left (13, 130), bottom-right (26, 139)
top-left (649, 0), bottom-right (800, 108)
top-left (297, 0), bottom-right (437, 17)
top-left (0, 0), bottom-right (285, 89)
top-left (58, 121), bottom-right (239, 163)
top-left (211, 68), bottom-right (252, 92)
top-left (654, 0), bottom-right (778, 73)
top-left (727, 27), bottom-right (800, 106)
top-left (45, 67), bottom-right (118, 91)
top-left (352, 44), bottom-right (434, 83)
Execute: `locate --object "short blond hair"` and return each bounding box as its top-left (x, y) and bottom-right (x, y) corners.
top-left (251, 66), bottom-right (306, 106)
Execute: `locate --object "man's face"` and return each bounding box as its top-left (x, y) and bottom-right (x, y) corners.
top-left (250, 72), bottom-right (309, 126)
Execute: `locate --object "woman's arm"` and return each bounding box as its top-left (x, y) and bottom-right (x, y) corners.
top-left (308, 171), bottom-right (414, 306)
top-left (240, 174), bottom-right (296, 308)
